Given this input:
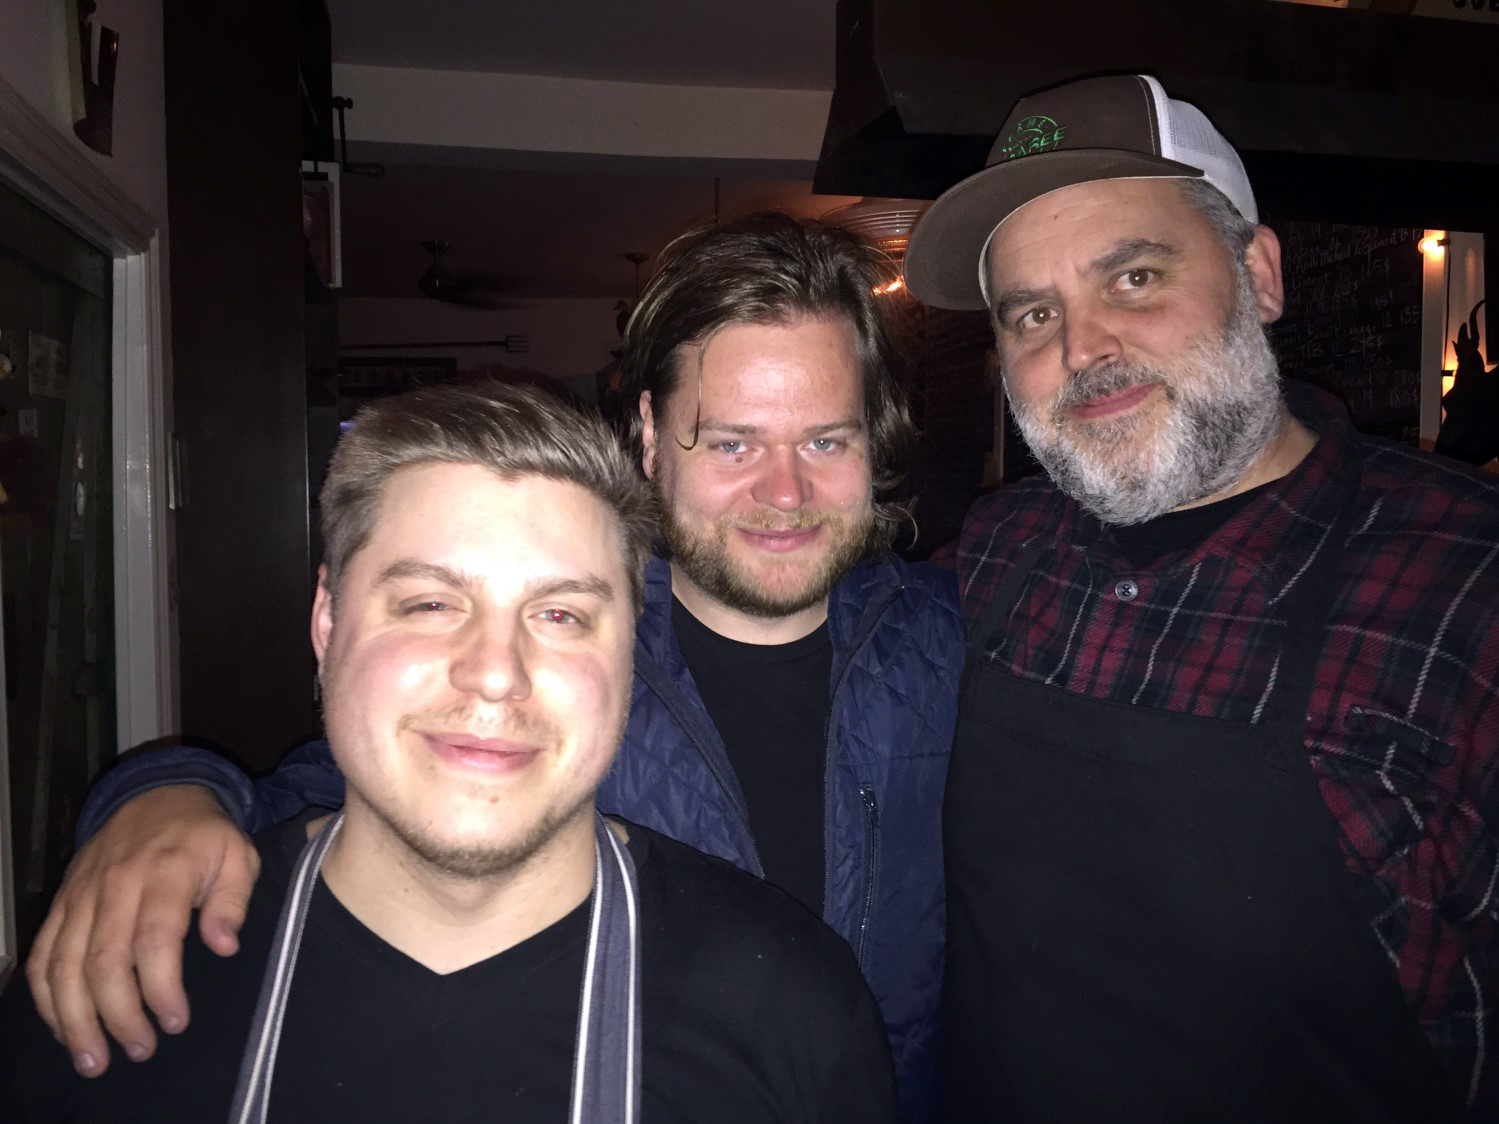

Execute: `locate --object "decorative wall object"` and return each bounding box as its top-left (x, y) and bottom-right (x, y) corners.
top-left (1434, 300), bottom-right (1499, 466)
top-left (69, 0), bottom-right (118, 156)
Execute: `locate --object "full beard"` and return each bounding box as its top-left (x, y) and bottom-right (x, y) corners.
top-left (1006, 268), bottom-right (1284, 526)
top-left (655, 479), bottom-right (875, 619)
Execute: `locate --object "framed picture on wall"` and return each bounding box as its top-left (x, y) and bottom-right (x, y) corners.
top-left (302, 162), bottom-right (342, 290)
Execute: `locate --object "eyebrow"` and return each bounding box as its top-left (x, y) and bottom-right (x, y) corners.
top-left (375, 559), bottom-right (475, 589)
top-left (527, 575), bottom-right (616, 602)
top-left (1088, 238), bottom-right (1180, 276)
top-left (694, 416), bottom-right (865, 438)
top-left (991, 287), bottom-right (1054, 327)
top-left (374, 559), bottom-right (615, 602)
top-left (989, 238), bottom-right (1183, 325)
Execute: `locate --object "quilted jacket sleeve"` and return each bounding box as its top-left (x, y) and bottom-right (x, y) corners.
top-left (76, 739), bottom-right (345, 843)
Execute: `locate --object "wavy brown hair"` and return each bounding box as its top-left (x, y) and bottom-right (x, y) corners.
top-left (620, 212), bottom-right (915, 554)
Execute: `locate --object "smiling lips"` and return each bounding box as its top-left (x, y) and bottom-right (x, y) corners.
top-left (1070, 381), bottom-right (1162, 420)
top-left (423, 732), bottom-right (542, 774)
top-left (737, 525), bottom-right (824, 553)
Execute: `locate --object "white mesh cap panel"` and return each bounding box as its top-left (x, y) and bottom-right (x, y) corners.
top-left (1143, 75), bottom-right (1259, 224)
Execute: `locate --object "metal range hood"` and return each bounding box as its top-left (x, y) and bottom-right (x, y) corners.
top-left (815, 0), bottom-right (1499, 218)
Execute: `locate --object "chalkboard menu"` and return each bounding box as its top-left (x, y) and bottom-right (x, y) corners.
top-left (1269, 222), bottom-right (1423, 445)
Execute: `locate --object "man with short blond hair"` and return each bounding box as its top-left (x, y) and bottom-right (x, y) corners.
top-left (23, 215), bottom-right (959, 1121)
top-left (2, 382), bottom-right (898, 1122)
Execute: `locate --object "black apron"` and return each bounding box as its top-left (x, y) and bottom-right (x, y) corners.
top-left (226, 813), bottom-right (642, 1124)
top-left (943, 486), bottom-right (1469, 1122)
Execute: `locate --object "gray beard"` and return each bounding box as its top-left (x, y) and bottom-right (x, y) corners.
top-left (1006, 270), bottom-right (1283, 526)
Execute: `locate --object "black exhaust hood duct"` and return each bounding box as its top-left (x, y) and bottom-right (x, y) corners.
top-left (815, 0), bottom-right (1499, 230)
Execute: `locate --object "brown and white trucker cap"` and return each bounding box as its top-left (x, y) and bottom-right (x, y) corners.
top-left (904, 74), bottom-right (1257, 311)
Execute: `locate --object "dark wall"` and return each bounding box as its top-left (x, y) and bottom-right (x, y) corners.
top-left (1269, 221), bottom-right (1425, 444)
top-left (821, 0), bottom-right (1499, 197)
top-left (165, 0), bottom-right (316, 768)
top-left (902, 305), bottom-right (994, 557)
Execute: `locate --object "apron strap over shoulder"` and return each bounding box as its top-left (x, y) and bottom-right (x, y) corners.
top-left (228, 813), bottom-right (643, 1124)
top-left (569, 817), bottom-right (643, 1123)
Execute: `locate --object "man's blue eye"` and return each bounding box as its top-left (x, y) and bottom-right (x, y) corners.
top-left (715, 440), bottom-right (744, 455)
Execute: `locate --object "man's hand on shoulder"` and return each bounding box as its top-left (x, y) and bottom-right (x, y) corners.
top-left (24, 784), bottom-right (260, 1077)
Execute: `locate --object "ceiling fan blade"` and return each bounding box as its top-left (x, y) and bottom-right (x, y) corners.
top-left (415, 241), bottom-right (523, 308)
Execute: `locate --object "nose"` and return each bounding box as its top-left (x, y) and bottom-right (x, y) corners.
top-left (448, 612), bottom-right (532, 702)
top-left (1060, 300), bottom-right (1123, 374)
top-left (750, 446), bottom-right (811, 512)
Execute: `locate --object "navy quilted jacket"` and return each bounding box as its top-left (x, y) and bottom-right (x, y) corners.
top-left (80, 553), bottom-right (961, 1120)
top-left (606, 555), bottom-right (962, 1120)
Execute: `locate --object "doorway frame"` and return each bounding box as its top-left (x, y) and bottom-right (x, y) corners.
top-left (0, 74), bottom-right (174, 986)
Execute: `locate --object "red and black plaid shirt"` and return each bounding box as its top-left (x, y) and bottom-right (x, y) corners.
top-left (956, 384), bottom-right (1499, 1111)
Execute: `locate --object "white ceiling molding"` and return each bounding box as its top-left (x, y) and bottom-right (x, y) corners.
top-left (0, 72), bottom-right (155, 254)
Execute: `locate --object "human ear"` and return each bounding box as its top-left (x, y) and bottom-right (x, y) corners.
top-left (639, 391), bottom-right (658, 479)
top-left (311, 565), bottom-right (335, 665)
top-left (1243, 225), bottom-right (1285, 325)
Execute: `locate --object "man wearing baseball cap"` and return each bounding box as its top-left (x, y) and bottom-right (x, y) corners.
top-left (906, 73), bottom-right (1498, 1120)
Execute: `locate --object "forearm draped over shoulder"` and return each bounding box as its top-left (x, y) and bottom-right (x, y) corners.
top-left (76, 740), bottom-right (346, 843)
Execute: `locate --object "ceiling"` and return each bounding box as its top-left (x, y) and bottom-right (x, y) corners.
top-left (341, 163), bottom-right (856, 301)
top-left (324, 1), bottom-right (852, 302)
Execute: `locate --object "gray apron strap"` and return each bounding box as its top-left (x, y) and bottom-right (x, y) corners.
top-left (227, 812), bottom-right (343, 1124)
top-left (571, 816), bottom-right (642, 1123)
top-left (227, 812), bottom-right (642, 1124)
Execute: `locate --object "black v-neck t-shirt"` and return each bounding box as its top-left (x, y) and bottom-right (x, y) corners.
top-left (670, 596), bottom-right (834, 914)
top-left (1, 817), bottom-right (897, 1123)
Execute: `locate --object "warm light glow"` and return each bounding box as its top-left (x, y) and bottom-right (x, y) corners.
top-left (873, 276), bottom-right (905, 296)
top-left (1419, 232), bottom-right (1449, 258)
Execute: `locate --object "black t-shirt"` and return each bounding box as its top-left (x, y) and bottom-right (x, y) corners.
top-left (1, 817), bottom-right (897, 1123)
top-left (1110, 481), bottom-right (1275, 569)
top-left (670, 596), bottom-right (833, 914)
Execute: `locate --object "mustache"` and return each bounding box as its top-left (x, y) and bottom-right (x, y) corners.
top-left (399, 703), bottom-right (564, 752)
top-left (1055, 362), bottom-right (1176, 412)
top-left (732, 509), bottom-right (837, 532)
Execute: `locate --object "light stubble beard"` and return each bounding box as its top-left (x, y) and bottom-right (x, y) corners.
top-left (1006, 266), bottom-right (1284, 526)
top-left (323, 684), bottom-right (613, 883)
top-left (371, 785), bottom-right (596, 883)
top-left (654, 475), bottom-right (875, 619)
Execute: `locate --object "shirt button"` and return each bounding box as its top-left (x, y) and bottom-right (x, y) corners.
top-left (1115, 579), bottom-right (1139, 602)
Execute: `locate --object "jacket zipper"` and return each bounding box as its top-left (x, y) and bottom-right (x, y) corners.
top-left (856, 784), bottom-right (880, 968)
top-left (821, 581), bottom-right (901, 925)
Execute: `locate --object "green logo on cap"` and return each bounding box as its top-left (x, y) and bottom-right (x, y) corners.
top-left (999, 115), bottom-right (1068, 161)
